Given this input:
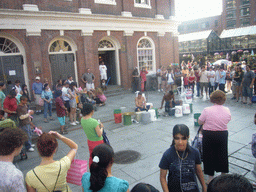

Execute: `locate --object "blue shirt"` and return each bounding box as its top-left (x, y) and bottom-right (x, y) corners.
top-left (41, 90), bottom-right (53, 103)
top-left (219, 71), bottom-right (226, 84)
top-left (81, 172), bottom-right (129, 192)
top-left (32, 82), bottom-right (43, 94)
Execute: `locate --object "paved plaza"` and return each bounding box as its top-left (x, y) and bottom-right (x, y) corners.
top-left (15, 91), bottom-right (256, 191)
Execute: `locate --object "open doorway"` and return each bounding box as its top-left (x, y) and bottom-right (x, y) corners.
top-left (98, 51), bottom-right (116, 85)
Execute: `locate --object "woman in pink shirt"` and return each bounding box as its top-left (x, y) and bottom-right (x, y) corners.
top-left (198, 90), bottom-right (231, 184)
top-left (140, 67), bottom-right (148, 92)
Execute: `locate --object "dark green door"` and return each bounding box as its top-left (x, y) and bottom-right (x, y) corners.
top-left (49, 53), bottom-right (75, 85)
top-left (0, 55), bottom-right (24, 95)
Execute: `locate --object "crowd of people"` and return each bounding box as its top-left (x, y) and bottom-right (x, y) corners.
top-left (1, 60), bottom-right (256, 191)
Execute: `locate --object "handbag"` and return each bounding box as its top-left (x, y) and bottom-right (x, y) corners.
top-left (103, 130), bottom-right (111, 146)
top-left (66, 159), bottom-right (87, 186)
top-left (252, 133), bottom-right (256, 158)
top-left (191, 125), bottom-right (203, 161)
top-left (39, 97), bottom-right (44, 106)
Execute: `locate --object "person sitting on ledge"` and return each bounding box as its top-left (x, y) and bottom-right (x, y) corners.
top-left (160, 90), bottom-right (183, 113)
top-left (135, 92), bottom-right (151, 112)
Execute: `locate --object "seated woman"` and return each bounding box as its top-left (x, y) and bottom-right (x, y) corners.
top-left (25, 131), bottom-right (78, 192)
top-left (159, 124), bottom-right (207, 192)
top-left (94, 88), bottom-right (106, 106)
top-left (81, 143), bottom-right (129, 192)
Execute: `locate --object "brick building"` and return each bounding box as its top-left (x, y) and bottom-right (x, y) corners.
top-left (0, 0), bottom-right (179, 93)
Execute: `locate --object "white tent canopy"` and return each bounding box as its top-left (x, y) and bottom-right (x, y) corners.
top-left (178, 30), bottom-right (212, 42)
top-left (220, 25), bottom-right (256, 39)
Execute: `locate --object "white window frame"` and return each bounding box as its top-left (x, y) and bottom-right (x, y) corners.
top-left (94, 0), bottom-right (117, 5)
top-left (134, 0), bottom-right (151, 9)
top-left (137, 37), bottom-right (156, 73)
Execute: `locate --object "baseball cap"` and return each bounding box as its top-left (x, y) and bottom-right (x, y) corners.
top-left (36, 76), bottom-right (40, 80)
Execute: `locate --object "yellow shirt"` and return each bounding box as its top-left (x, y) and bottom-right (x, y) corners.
top-left (25, 156), bottom-right (72, 192)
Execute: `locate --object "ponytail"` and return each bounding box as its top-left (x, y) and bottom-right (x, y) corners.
top-left (89, 144), bottom-right (114, 191)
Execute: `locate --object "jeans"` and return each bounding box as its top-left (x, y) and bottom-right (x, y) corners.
top-left (21, 124), bottom-right (32, 150)
top-left (209, 83), bottom-right (214, 96)
top-left (214, 82), bottom-right (219, 90)
top-left (219, 84), bottom-right (225, 92)
top-left (196, 82), bottom-right (200, 97)
top-left (44, 101), bottom-right (52, 118)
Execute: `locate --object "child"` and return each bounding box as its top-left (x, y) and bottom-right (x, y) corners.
top-left (101, 79), bottom-right (107, 91)
top-left (55, 90), bottom-right (68, 134)
top-left (184, 73), bottom-right (189, 89)
top-left (16, 96), bottom-right (35, 152)
top-left (95, 88), bottom-right (107, 106)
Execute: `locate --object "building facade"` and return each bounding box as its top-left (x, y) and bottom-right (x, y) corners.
top-left (0, 0), bottom-right (179, 93)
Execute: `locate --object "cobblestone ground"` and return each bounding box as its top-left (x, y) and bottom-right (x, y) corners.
top-left (15, 91), bottom-right (256, 191)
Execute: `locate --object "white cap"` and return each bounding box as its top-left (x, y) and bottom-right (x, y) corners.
top-left (35, 76), bottom-right (40, 80)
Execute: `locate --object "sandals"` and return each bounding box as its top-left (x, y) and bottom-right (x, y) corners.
top-left (60, 130), bottom-right (68, 135)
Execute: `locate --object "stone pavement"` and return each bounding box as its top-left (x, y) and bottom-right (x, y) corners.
top-left (14, 91), bottom-right (256, 191)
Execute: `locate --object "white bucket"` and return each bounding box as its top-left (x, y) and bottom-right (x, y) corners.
top-left (185, 89), bottom-right (193, 104)
top-left (141, 112), bottom-right (152, 124)
top-left (148, 109), bottom-right (156, 121)
top-left (175, 106), bottom-right (183, 117)
top-left (146, 102), bottom-right (153, 108)
top-left (135, 111), bottom-right (143, 122)
top-left (183, 104), bottom-right (190, 114)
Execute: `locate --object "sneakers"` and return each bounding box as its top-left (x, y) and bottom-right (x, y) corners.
top-left (31, 144), bottom-right (35, 147)
top-left (158, 89), bottom-right (160, 92)
top-left (28, 148), bottom-right (34, 152)
top-left (75, 121), bottom-right (80, 124)
top-left (70, 122), bottom-right (77, 126)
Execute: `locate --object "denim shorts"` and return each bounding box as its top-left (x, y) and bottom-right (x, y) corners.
top-left (242, 86), bottom-right (253, 97)
top-left (58, 116), bottom-right (66, 126)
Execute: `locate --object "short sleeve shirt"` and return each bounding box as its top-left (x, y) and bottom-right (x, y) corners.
top-left (243, 71), bottom-right (255, 87)
top-left (81, 118), bottom-right (103, 141)
top-left (25, 156), bottom-right (71, 192)
top-left (81, 172), bottom-right (129, 192)
top-left (0, 161), bottom-right (26, 192)
top-left (32, 82), bottom-right (43, 94)
top-left (219, 71), bottom-right (226, 84)
top-left (17, 104), bottom-right (30, 126)
top-left (3, 97), bottom-right (17, 117)
top-left (55, 97), bottom-right (66, 117)
top-left (199, 71), bottom-right (209, 83)
top-left (41, 90), bottom-right (53, 103)
top-left (199, 105), bottom-right (231, 131)
top-left (0, 91), bottom-right (6, 109)
top-left (99, 65), bottom-right (107, 74)
top-left (159, 146), bottom-right (201, 192)
top-left (82, 73), bottom-right (94, 84)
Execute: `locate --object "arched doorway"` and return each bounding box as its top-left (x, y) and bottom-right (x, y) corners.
top-left (0, 35), bottom-right (27, 94)
top-left (48, 38), bottom-right (78, 86)
top-left (98, 37), bottom-right (121, 85)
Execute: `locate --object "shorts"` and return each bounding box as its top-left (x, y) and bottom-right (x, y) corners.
top-left (100, 73), bottom-right (107, 80)
top-left (34, 94), bottom-right (41, 105)
top-left (86, 83), bottom-right (95, 91)
top-left (157, 77), bottom-right (162, 84)
top-left (242, 86), bottom-right (253, 97)
top-left (64, 100), bottom-right (70, 112)
top-left (69, 100), bottom-right (77, 108)
top-left (135, 105), bottom-right (150, 112)
top-left (200, 82), bottom-right (208, 88)
top-left (57, 116), bottom-right (66, 126)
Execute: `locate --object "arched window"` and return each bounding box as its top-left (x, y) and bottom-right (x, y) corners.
top-left (0, 38), bottom-right (20, 54)
top-left (49, 40), bottom-right (72, 53)
top-left (137, 38), bottom-right (155, 71)
top-left (98, 40), bottom-right (114, 49)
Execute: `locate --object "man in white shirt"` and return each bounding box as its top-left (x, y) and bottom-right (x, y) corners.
top-left (199, 66), bottom-right (209, 99)
top-left (208, 67), bottom-right (215, 96)
top-left (62, 82), bottom-right (70, 114)
top-left (99, 61), bottom-right (107, 82)
top-left (0, 128), bottom-right (28, 192)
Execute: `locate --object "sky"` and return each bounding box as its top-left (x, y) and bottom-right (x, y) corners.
top-left (175, 0), bottom-right (223, 21)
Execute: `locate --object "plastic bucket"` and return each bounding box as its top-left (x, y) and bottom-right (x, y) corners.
top-left (141, 112), bottom-right (151, 124)
top-left (194, 113), bottom-right (201, 126)
top-left (175, 106), bottom-right (183, 117)
top-left (123, 113), bottom-right (132, 126)
top-left (148, 109), bottom-right (156, 121)
top-left (190, 103), bottom-right (193, 113)
top-left (135, 112), bottom-right (143, 122)
top-left (114, 113), bottom-right (122, 124)
top-left (182, 104), bottom-right (190, 114)
top-left (154, 108), bottom-right (159, 119)
top-left (114, 109), bottom-right (121, 114)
